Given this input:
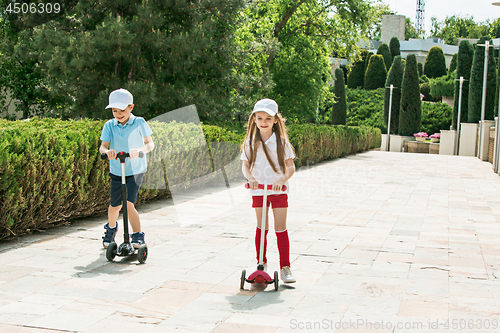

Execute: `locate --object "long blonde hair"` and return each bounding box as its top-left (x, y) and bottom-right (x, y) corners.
top-left (242, 113), bottom-right (294, 174)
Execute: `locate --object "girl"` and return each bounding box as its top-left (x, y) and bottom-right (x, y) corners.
top-left (241, 98), bottom-right (296, 283)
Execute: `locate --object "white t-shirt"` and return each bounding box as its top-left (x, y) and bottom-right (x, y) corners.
top-left (240, 132), bottom-right (295, 196)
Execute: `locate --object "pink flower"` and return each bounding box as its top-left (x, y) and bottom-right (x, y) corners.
top-left (420, 93), bottom-right (424, 98)
top-left (430, 133), bottom-right (440, 139)
top-left (413, 132), bottom-right (428, 138)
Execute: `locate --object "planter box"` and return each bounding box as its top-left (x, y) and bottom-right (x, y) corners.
top-left (429, 143), bottom-right (440, 154)
top-left (439, 130), bottom-right (456, 155)
top-left (489, 126), bottom-right (495, 164)
top-left (478, 120), bottom-right (495, 161)
top-left (390, 135), bottom-right (413, 152)
top-left (381, 134), bottom-right (388, 151)
top-left (459, 123), bottom-right (479, 157)
top-left (406, 140), bottom-right (429, 153)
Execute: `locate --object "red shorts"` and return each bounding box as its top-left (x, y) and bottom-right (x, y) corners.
top-left (252, 194), bottom-right (288, 208)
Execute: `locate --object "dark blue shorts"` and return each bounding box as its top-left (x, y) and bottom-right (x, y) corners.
top-left (109, 173), bottom-right (144, 207)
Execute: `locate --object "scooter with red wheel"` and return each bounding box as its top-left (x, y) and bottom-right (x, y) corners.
top-left (240, 183), bottom-right (287, 291)
top-left (101, 151), bottom-right (148, 264)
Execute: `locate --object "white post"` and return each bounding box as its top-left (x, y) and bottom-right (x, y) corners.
top-left (455, 77), bottom-right (464, 155)
top-left (386, 84), bottom-right (394, 151)
top-left (478, 41), bottom-right (490, 159)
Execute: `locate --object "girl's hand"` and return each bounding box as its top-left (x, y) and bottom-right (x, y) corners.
top-left (272, 180), bottom-right (285, 191)
top-left (129, 149), bottom-right (140, 159)
top-left (106, 149), bottom-right (117, 160)
top-left (248, 178), bottom-right (259, 190)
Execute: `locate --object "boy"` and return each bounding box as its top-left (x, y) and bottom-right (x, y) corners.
top-left (99, 88), bottom-right (154, 248)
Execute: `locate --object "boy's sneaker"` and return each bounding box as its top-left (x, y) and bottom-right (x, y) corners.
top-left (280, 266), bottom-right (296, 283)
top-left (131, 232), bottom-right (145, 248)
top-left (102, 223), bottom-right (118, 248)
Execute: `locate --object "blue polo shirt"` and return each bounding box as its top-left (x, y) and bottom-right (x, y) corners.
top-left (100, 113), bottom-right (153, 176)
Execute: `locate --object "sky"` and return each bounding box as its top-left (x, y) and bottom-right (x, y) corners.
top-left (380, 0), bottom-right (500, 35)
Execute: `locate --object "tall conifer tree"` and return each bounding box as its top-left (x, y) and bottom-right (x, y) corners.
top-left (453, 40), bottom-right (473, 128)
top-left (332, 68), bottom-right (346, 125)
top-left (384, 56), bottom-right (404, 134)
top-left (399, 54), bottom-right (421, 136)
top-left (468, 36), bottom-right (497, 123)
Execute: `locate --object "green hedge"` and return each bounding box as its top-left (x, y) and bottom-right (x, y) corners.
top-left (288, 124), bottom-right (380, 167)
top-left (0, 118), bottom-right (379, 239)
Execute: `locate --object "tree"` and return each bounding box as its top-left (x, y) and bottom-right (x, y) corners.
top-left (377, 43), bottom-right (392, 71)
top-left (347, 50), bottom-right (369, 89)
top-left (384, 56), bottom-right (404, 134)
top-left (365, 2), bottom-right (392, 41)
top-left (417, 62), bottom-right (423, 77)
top-left (405, 18), bottom-right (423, 40)
top-left (453, 40), bottom-right (473, 128)
top-left (430, 15), bottom-right (494, 45)
top-left (237, 0), bottom-right (379, 123)
top-left (468, 36), bottom-right (497, 123)
top-left (1, 0), bottom-right (248, 121)
top-left (449, 53), bottom-right (458, 73)
top-left (399, 54), bottom-right (421, 136)
top-left (364, 55), bottom-right (387, 90)
top-left (332, 68), bottom-right (346, 125)
top-left (424, 46), bottom-right (447, 79)
top-left (389, 37), bottom-right (401, 58)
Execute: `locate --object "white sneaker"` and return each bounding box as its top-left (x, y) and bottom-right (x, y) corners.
top-left (280, 266), bottom-right (296, 283)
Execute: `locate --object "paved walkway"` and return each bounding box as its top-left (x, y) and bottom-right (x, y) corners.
top-left (1, 151), bottom-right (500, 333)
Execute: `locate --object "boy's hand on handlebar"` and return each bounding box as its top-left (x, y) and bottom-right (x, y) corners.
top-left (272, 180), bottom-right (285, 192)
top-left (106, 149), bottom-right (117, 160)
top-left (128, 149), bottom-right (140, 159)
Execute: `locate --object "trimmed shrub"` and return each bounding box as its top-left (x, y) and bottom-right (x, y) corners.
top-left (399, 54), bottom-right (422, 136)
top-left (424, 46), bottom-right (447, 79)
top-left (390, 37), bottom-right (401, 58)
top-left (468, 36), bottom-right (497, 123)
top-left (288, 124), bottom-right (381, 167)
top-left (421, 102), bottom-right (453, 135)
top-left (496, 54), bottom-right (500, 117)
top-left (346, 88), bottom-right (386, 132)
top-left (364, 55), bottom-right (387, 90)
top-left (417, 62), bottom-right (424, 77)
top-left (453, 40), bottom-right (473, 128)
top-left (430, 70), bottom-right (456, 98)
top-left (347, 50), bottom-right (370, 89)
top-left (332, 68), bottom-right (347, 125)
top-left (449, 53), bottom-right (458, 72)
top-left (384, 56), bottom-right (404, 134)
top-left (377, 43), bottom-right (393, 71)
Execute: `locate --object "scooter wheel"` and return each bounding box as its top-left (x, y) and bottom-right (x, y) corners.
top-left (137, 244), bottom-right (148, 264)
top-left (240, 270), bottom-right (246, 290)
top-left (106, 242), bottom-right (117, 261)
top-left (274, 271), bottom-right (279, 291)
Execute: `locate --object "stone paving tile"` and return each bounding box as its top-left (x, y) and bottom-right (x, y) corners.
top-left (3, 152), bottom-right (500, 332)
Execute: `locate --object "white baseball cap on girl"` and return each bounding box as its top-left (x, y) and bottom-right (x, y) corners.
top-left (105, 88), bottom-right (133, 110)
top-left (252, 98), bottom-right (278, 117)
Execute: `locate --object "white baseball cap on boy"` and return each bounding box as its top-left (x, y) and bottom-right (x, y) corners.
top-left (252, 98), bottom-right (278, 117)
top-left (105, 88), bottom-right (133, 110)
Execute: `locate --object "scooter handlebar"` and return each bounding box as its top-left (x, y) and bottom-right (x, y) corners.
top-left (100, 151), bottom-right (144, 160)
top-left (244, 183), bottom-right (287, 191)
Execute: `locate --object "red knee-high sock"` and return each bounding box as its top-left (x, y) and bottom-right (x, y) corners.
top-left (255, 227), bottom-right (269, 264)
top-left (276, 229), bottom-right (290, 268)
